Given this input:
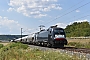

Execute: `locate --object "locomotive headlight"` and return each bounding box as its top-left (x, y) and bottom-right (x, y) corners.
top-left (51, 36), bottom-right (52, 38)
top-left (55, 35), bottom-right (64, 38)
top-left (54, 35), bottom-right (65, 40)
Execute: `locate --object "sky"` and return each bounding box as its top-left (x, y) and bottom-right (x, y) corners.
top-left (0, 0), bottom-right (90, 35)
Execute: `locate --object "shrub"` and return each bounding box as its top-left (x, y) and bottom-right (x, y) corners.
top-left (84, 42), bottom-right (90, 48)
top-left (75, 42), bottom-right (84, 48)
top-left (9, 42), bottom-right (28, 49)
top-left (0, 43), bottom-right (28, 52)
top-left (0, 44), bottom-right (3, 49)
top-left (0, 43), bottom-right (81, 60)
top-left (68, 42), bottom-right (77, 46)
top-left (68, 42), bottom-right (90, 48)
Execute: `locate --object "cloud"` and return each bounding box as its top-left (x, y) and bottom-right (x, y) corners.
top-left (7, 7), bottom-right (15, 12)
top-left (53, 19), bottom-right (89, 29)
top-left (8, 0), bottom-right (62, 18)
top-left (76, 10), bottom-right (80, 12)
top-left (54, 23), bottom-right (67, 28)
top-left (69, 19), bottom-right (88, 25)
top-left (0, 16), bottom-right (28, 34)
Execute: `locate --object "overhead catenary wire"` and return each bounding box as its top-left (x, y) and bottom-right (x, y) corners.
top-left (34, 0), bottom-right (86, 30)
top-left (74, 15), bottom-right (90, 21)
top-left (44, 0), bottom-right (85, 25)
top-left (65, 9), bottom-right (90, 21)
top-left (56, 0), bottom-right (85, 15)
top-left (44, 1), bottom-right (90, 25)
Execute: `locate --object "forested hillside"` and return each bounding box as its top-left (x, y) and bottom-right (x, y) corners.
top-left (65, 21), bottom-right (90, 37)
top-left (0, 35), bottom-right (27, 41)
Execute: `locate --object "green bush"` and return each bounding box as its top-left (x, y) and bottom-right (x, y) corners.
top-left (0, 44), bottom-right (3, 49)
top-left (84, 42), bottom-right (90, 48)
top-left (68, 42), bottom-right (77, 46)
top-left (9, 42), bottom-right (28, 49)
top-left (0, 48), bottom-right (80, 60)
top-left (68, 42), bottom-right (90, 48)
top-left (75, 42), bottom-right (84, 48)
top-left (0, 43), bottom-right (28, 52)
top-left (0, 43), bottom-right (81, 60)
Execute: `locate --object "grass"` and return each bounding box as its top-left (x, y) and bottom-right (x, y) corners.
top-left (0, 44), bottom-right (3, 49)
top-left (0, 42), bottom-right (81, 60)
top-left (0, 42), bottom-right (9, 46)
top-left (67, 38), bottom-right (90, 48)
top-left (67, 38), bottom-right (90, 44)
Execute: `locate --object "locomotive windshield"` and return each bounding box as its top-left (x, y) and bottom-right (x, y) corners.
top-left (53, 28), bottom-right (65, 35)
top-left (53, 28), bottom-right (66, 38)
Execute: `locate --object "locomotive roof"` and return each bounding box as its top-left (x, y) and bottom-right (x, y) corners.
top-left (53, 27), bottom-right (64, 29)
top-left (50, 25), bottom-right (58, 28)
top-left (49, 25), bottom-right (64, 29)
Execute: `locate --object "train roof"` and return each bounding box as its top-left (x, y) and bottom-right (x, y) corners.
top-left (22, 36), bottom-right (28, 39)
top-left (49, 25), bottom-right (63, 29)
top-left (50, 25), bottom-right (58, 28)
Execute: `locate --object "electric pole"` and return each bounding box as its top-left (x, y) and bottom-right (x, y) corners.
top-left (21, 28), bottom-right (23, 41)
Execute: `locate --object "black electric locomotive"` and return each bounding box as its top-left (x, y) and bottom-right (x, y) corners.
top-left (34, 25), bottom-right (67, 48)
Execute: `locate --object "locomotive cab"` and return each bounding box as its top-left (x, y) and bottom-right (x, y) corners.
top-left (47, 25), bottom-right (67, 47)
top-left (33, 25), bottom-right (67, 48)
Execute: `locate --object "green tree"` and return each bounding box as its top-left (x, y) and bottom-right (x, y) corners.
top-left (65, 21), bottom-right (90, 37)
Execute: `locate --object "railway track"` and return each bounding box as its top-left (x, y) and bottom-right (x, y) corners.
top-left (29, 45), bottom-right (90, 60)
top-left (29, 45), bottom-right (90, 54)
top-left (61, 47), bottom-right (90, 60)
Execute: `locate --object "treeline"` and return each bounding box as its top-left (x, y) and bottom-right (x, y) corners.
top-left (65, 21), bottom-right (90, 37)
top-left (0, 35), bottom-right (27, 41)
